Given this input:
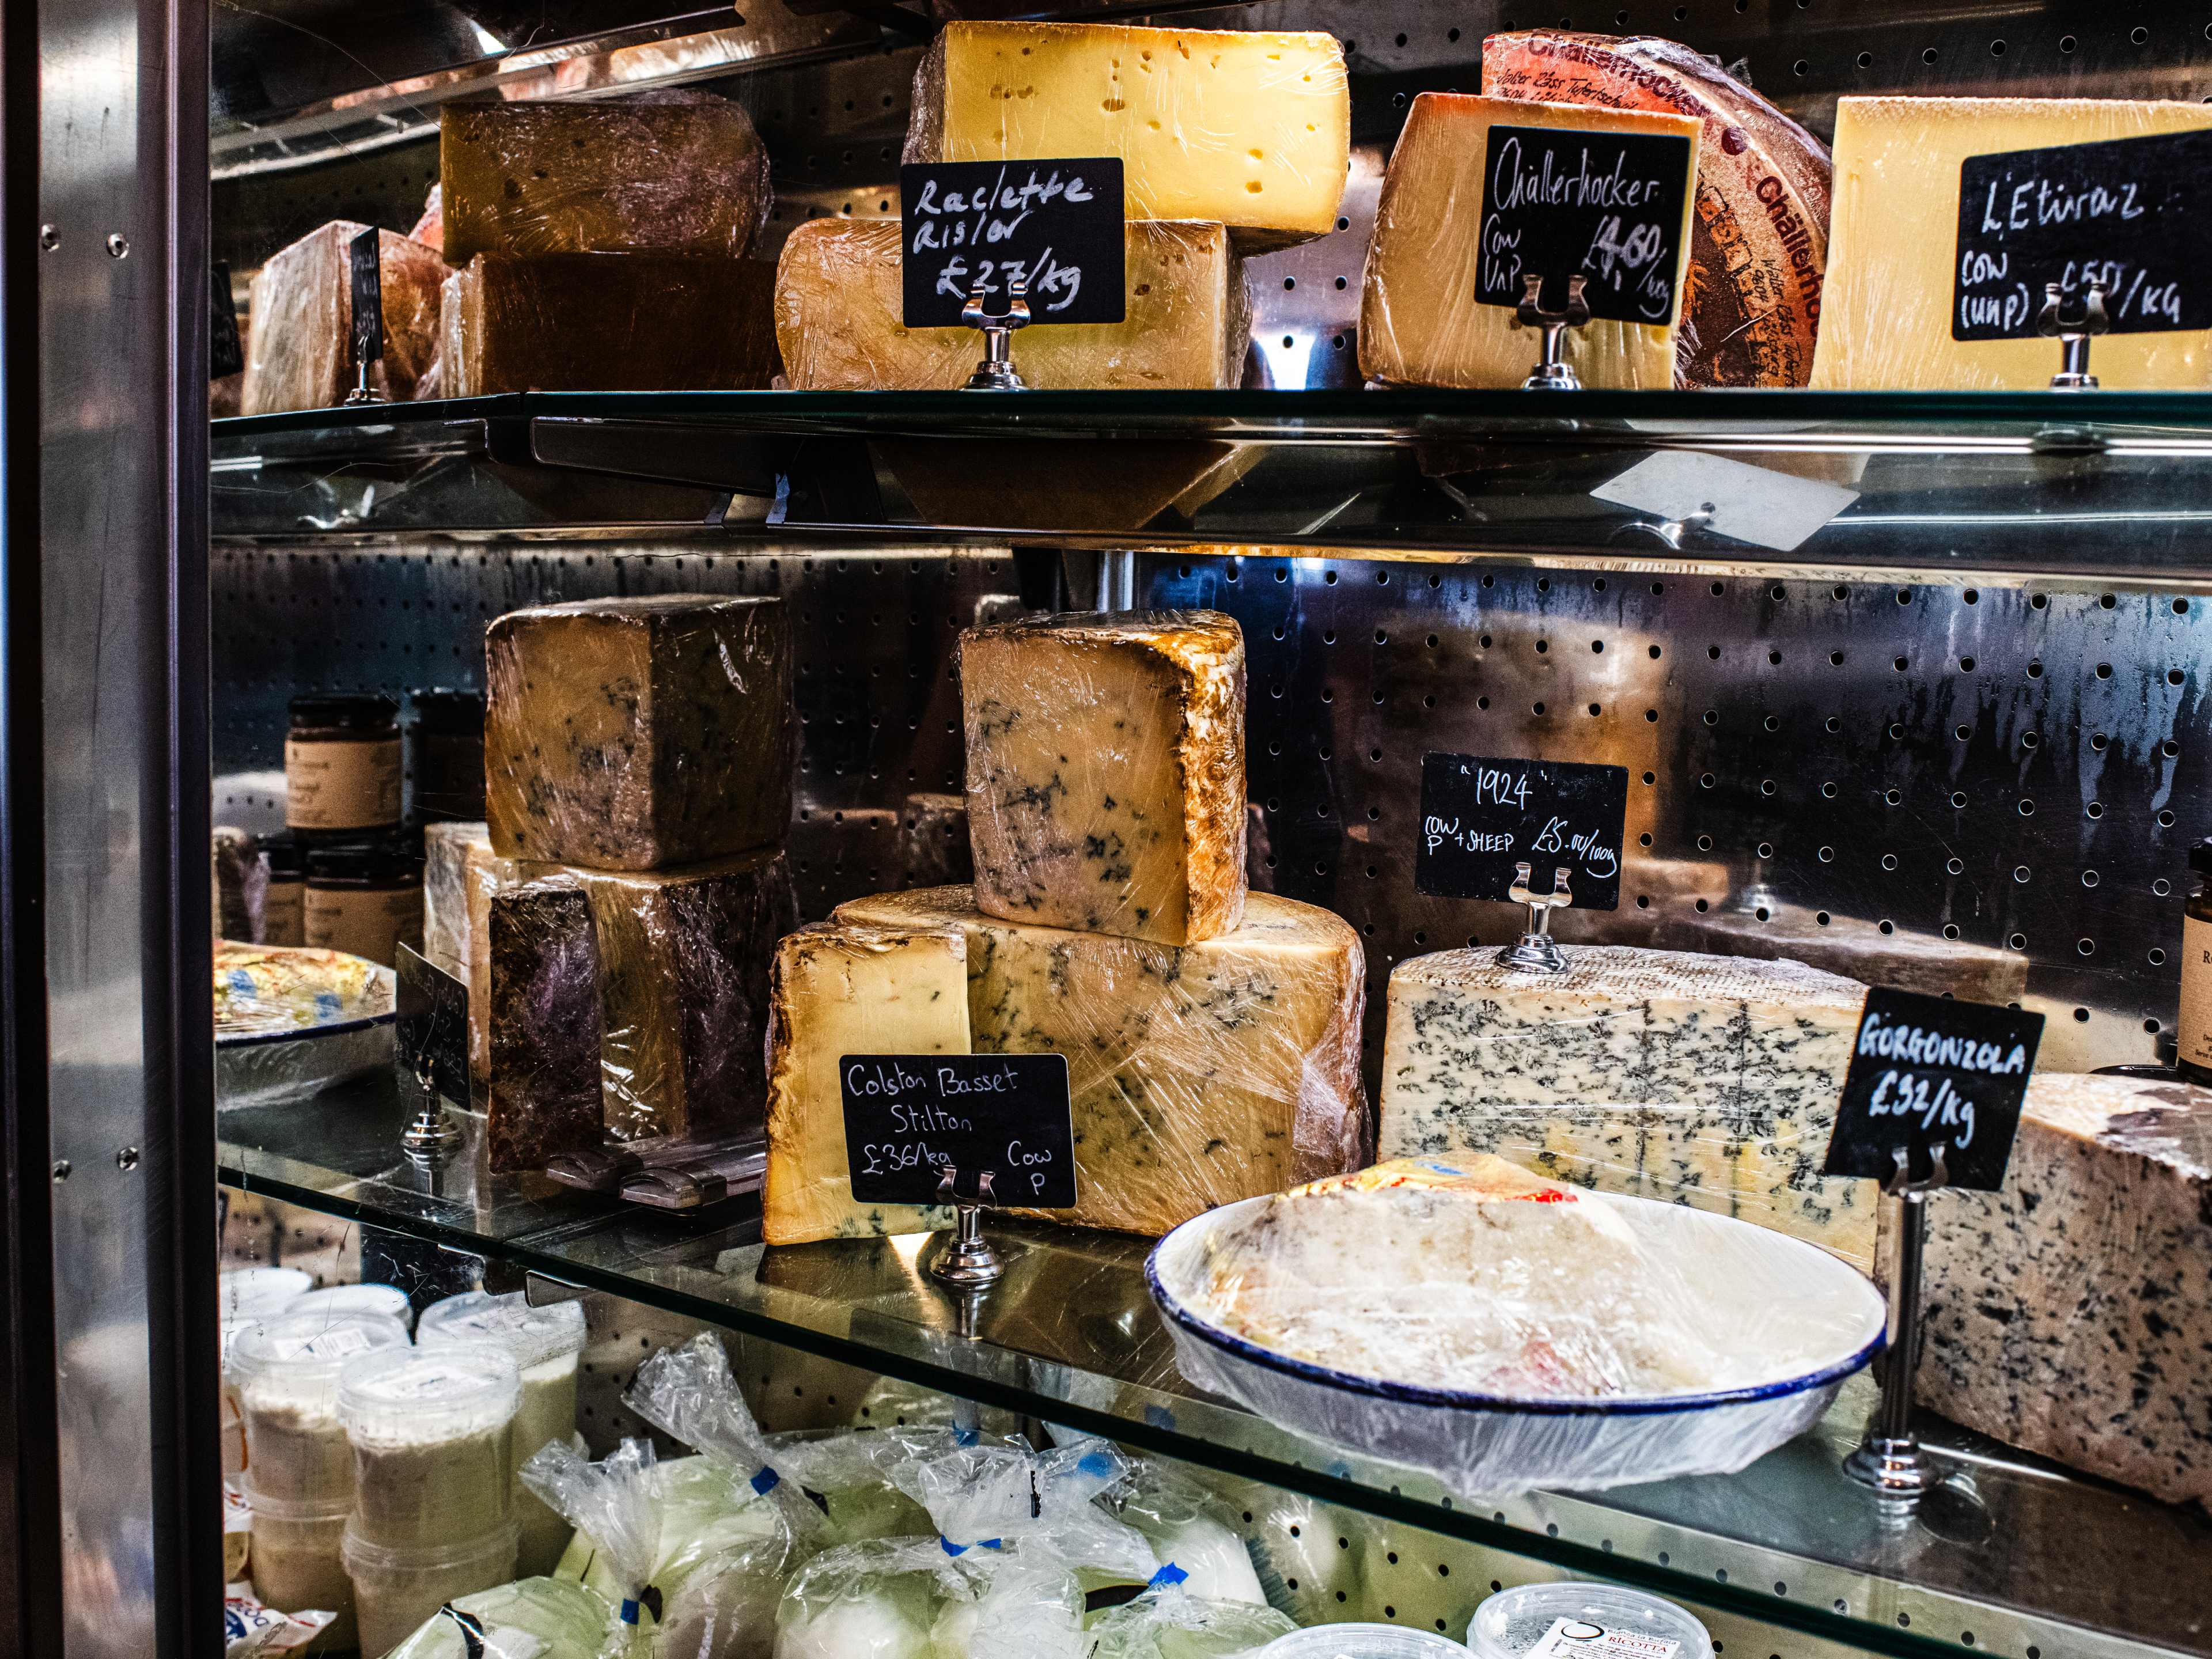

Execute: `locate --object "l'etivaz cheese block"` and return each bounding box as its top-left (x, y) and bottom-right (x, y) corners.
top-left (1359, 94), bottom-right (1701, 391)
top-left (828, 885), bottom-right (1366, 1239)
top-left (1482, 32), bottom-right (1832, 388)
top-left (487, 878), bottom-right (604, 1172)
top-left (518, 851), bottom-right (797, 1143)
top-left (905, 21), bottom-right (1350, 250)
top-left (762, 921), bottom-right (970, 1246)
top-left (484, 596), bottom-right (794, 872)
top-left (961, 611), bottom-right (1245, 945)
top-left (1813, 97), bottom-right (2212, 390)
top-left (243, 222), bottom-right (449, 415)
top-left (774, 219), bottom-right (1251, 392)
top-left (1919, 1073), bottom-right (2212, 1505)
top-left (1377, 945), bottom-right (1875, 1267)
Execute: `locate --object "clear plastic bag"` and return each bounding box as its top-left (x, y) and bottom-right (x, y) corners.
top-left (1103, 1461), bottom-right (1265, 1606)
top-left (521, 1440), bottom-right (662, 1658)
top-left (772, 1537), bottom-right (986, 1659)
top-left (380, 1576), bottom-right (611, 1659)
top-left (625, 1335), bottom-right (824, 1548)
top-left (1083, 1581), bottom-right (1298, 1659)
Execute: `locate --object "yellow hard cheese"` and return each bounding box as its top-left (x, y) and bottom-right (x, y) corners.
top-left (906, 21), bottom-right (1349, 249)
top-left (1361, 93), bottom-right (1700, 390)
top-left (1814, 97), bottom-right (2212, 391)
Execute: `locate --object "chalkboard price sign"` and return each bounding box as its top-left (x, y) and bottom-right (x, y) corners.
top-left (842, 1053), bottom-right (1077, 1208)
top-left (1821, 987), bottom-right (2045, 1191)
top-left (1475, 125), bottom-right (1695, 325)
top-left (1415, 754), bottom-right (1627, 910)
top-left (899, 158), bottom-right (1126, 329)
top-left (1953, 130), bottom-right (2212, 341)
top-left (347, 226), bottom-right (385, 380)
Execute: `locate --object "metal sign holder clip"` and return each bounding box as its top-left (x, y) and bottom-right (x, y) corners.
top-left (1844, 1141), bottom-right (1950, 1497)
top-left (1514, 273), bottom-right (1590, 392)
top-left (1498, 862), bottom-right (1573, 974)
top-left (2037, 278), bottom-right (2108, 391)
top-left (929, 1164), bottom-right (1009, 1287)
top-left (342, 357), bottom-right (387, 407)
top-left (961, 277), bottom-right (1032, 392)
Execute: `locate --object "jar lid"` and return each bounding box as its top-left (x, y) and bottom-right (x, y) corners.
top-left (289, 692), bottom-right (398, 730)
top-left (2190, 837), bottom-right (2212, 876)
top-left (338, 1342), bottom-right (521, 1445)
top-left (287, 1283), bottom-right (414, 1330)
top-left (257, 830), bottom-right (306, 878)
top-left (305, 840), bottom-right (421, 884)
top-left (219, 1266), bottom-right (312, 1320)
top-left (417, 1289), bottom-right (586, 1372)
top-left (409, 688), bottom-right (486, 734)
top-left (228, 1309), bottom-right (411, 1385)
top-left (1466, 1584), bottom-right (1714, 1659)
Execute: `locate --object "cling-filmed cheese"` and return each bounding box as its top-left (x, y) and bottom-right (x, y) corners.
top-left (1377, 945), bottom-right (1875, 1266)
top-left (243, 223), bottom-right (449, 415)
top-left (904, 21), bottom-right (1350, 250)
top-left (486, 878), bottom-right (604, 1173)
top-left (1813, 97), bottom-right (2212, 390)
top-left (1359, 94), bottom-right (1700, 391)
top-left (961, 611), bottom-right (1245, 945)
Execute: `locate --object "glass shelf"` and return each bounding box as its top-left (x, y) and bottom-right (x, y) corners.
top-left (212, 390), bottom-right (2212, 578)
top-left (217, 1070), bottom-right (2212, 1659)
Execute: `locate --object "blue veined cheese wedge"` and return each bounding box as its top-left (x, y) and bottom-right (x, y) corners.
top-left (1919, 1072), bottom-right (2212, 1505)
top-left (1377, 945), bottom-right (1876, 1268)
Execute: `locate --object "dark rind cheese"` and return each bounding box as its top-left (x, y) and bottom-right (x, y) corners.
top-left (485, 595), bottom-right (795, 872)
top-left (486, 877), bottom-right (604, 1173)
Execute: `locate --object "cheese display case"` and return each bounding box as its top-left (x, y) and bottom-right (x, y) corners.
top-left (17, 2), bottom-right (2212, 1658)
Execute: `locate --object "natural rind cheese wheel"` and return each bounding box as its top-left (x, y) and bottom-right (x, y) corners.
top-left (1481, 31), bottom-right (1832, 388)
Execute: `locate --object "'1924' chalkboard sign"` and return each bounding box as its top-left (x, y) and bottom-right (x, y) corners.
top-left (842, 1053), bottom-right (1077, 1208)
top-left (1953, 130), bottom-right (2212, 340)
top-left (899, 159), bottom-right (1125, 329)
top-left (1476, 125), bottom-right (1695, 325)
top-left (1416, 754), bottom-right (1628, 910)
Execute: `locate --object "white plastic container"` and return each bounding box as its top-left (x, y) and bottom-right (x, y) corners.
top-left (416, 1289), bottom-right (589, 1577)
top-left (221, 1266), bottom-right (314, 1320)
top-left (229, 1309), bottom-right (411, 1508)
top-left (1465, 1584), bottom-right (1714, 1659)
top-left (286, 1282), bottom-right (414, 1330)
top-left (342, 1518), bottom-right (519, 1659)
top-left (338, 1342), bottom-right (520, 1550)
top-left (1262, 1626), bottom-right (1469, 1656)
top-left (244, 1484), bottom-right (357, 1652)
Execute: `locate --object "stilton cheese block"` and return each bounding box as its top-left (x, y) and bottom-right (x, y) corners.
top-left (484, 595), bottom-right (794, 872)
top-left (961, 611), bottom-right (1247, 946)
top-left (486, 877), bottom-right (604, 1173)
top-left (762, 920), bottom-right (969, 1247)
top-left (1377, 945), bottom-right (1876, 1267)
top-left (1919, 1072), bottom-right (2212, 1505)
top-left (829, 884), bottom-right (1365, 1238)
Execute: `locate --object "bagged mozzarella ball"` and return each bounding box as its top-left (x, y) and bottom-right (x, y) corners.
top-left (626, 1334), bottom-right (823, 1546)
top-left (382, 1576), bottom-right (611, 1659)
top-left (522, 1439), bottom-right (662, 1658)
top-left (656, 1537), bottom-right (798, 1659)
top-left (1106, 1460), bottom-right (1265, 1606)
top-left (1181, 1470), bottom-right (1368, 1624)
top-left (767, 1429), bottom-right (969, 1543)
top-left (897, 1434), bottom-right (1156, 1601)
top-left (773, 1538), bottom-right (981, 1659)
top-left (1085, 1580), bottom-right (1298, 1659)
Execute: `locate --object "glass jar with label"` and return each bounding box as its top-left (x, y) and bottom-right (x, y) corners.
top-left (304, 842), bottom-right (423, 968)
top-left (258, 831), bottom-right (305, 947)
top-left (2180, 838), bottom-right (2212, 1084)
top-left (285, 692), bottom-right (402, 839)
top-left (408, 688), bottom-right (486, 824)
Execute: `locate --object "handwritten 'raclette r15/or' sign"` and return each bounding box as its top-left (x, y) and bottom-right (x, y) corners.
top-left (899, 158), bottom-right (1126, 329)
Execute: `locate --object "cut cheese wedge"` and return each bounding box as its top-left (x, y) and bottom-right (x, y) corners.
top-left (1360, 94), bottom-right (1700, 391)
top-left (1814, 96), bottom-right (2212, 390)
top-left (905, 21), bottom-right (1350, 249)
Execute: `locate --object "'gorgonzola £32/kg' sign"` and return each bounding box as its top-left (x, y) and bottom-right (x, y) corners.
top-left (899, 158), bottom-right (1127, 329)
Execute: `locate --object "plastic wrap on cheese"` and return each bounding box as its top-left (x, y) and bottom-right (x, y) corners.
top-left (213, 825), bottom-right (264, 942)
top-left (214, 941), bottom-right (388, 1036)
top-left (1813, 96), bottom-right (2212, 390)
top-left (422, 821), bottom-right (487, 979)
top-left (441, 253), bottom-right (780, 396)
top-left (242, 222), bottom-right (450, 415)
top-left (487, 877), bottom-right (604, 1172)
top-left (905, 21), bottom-right (1348, 251)
top-left (775, 218), bottom-right (1249, 391)
top-left (1482, 32), bottom-right (1832, 388)
top-left (464, 836), bottom-right (524, 1085)
top-left (440, 94), bottom-right (772, 266)
top-left (381, 1577), bottom-right (609, 1659)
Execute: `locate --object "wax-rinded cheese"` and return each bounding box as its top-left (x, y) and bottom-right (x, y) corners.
top-left (762, 921), bottom-right (970, 1246)
top-left (440, 253), bottom-right (779, 396)
top-left (1359, 94), bottom-right (1700, 391)
top-left (1919, 1073), bottom-right (2212, 1504)
top-left (486, 878), bottom-right (604, 1172)
top-left (243, 223), bottom-right (449, 415)
top-left (1377, 945), bottom-right (1876, 1267)
top-left (439, 96), bottom-right (772, 266)
top-left (774, 219), bottom-right (1250, 391)
top-left (1813, 97), bottom-right (2212, 391)
top-left (821, 886), bottom-right (1366, 1240)
top-left (904, 21), bottom-right (1350, 249)
top-left (961, 611), bottom-right (1245, 945)
top-left (422, 821), bottom-right (488, 980)
top-left (484, 596), bottom-right (794, 872)
top-left (1482, 32), bottom-right (1831, 388)
top-left (464, 837), bottom-right (523, 1085)
top-left (518, 851), bottom-right (797, 1143)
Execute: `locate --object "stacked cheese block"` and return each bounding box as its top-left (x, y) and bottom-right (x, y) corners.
top-left (762, 611), bottom-right (1368, 1244)
top-left (242, 222), bottom-right (450, 415)
top-left (459, 596), bottom-right (798, 1172)
top-left (774, 20), bottom-right (1351, 390)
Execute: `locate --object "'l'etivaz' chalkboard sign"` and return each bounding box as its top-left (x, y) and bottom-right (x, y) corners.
top-left (1953, 130), bottom-right (2212, 340)
top-left (842, 1053), bottom-right (1077, 1207)
top-left (1821, 987), bottom-right (2045, 1191)
top-left (1475, 124), bottom-right (1695, 325)
top-left (899, 159), bottom-right (1126, 328)
top-left (347, 226), bottom-right (384, 379)
top-left (1415, 753), bottom-right (1627, 910)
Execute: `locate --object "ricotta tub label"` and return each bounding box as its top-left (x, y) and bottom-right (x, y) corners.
top-left (841, 1052), bottom-right (1077, 1207)
top-left (899, 157), bottom-right (1126, 328)
top-left (1822, 986), bottom-right (2044, 1191)
top-left (1475, 123), bottom-right (1695, 325)
top-left (1523, 1619), bottom-right (1680, 1659)
top-left (1416, 753), bottom-right (1627, 910)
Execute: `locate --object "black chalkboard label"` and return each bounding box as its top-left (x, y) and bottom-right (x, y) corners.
top-left (1415, 754), bottom-right (1627, 910)
top-left (842, 1053), bottom-right (1077, 1208)
top-left (1821, 988), bottom-right (2044, 1191)
top-left (1475, 124), bottom-right (1695, 325)
top-left (347, 226), bottom-right (384, 379)
top-left (395, 941), bottom-right (467, 1107)
top-left (210, 259), bottom-right (244, 382)
top-left (1953, 130), bottom-right (2212, 340)
top-left (899, 159), bottom-right (1125, 328)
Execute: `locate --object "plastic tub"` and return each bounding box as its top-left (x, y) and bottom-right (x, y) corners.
top-left (220, 1267), bottom-right (313, 1320)
top-left (244, 1483), bottom-right (357, 1652)
top-left (1261, 1626), bottom-right (1469, 1656)
top-left (342, 1519), bottom-right (518, 1659)
top-left (338, 1342), bottom-right (520, 1550)
top-left (1465, 1584), bottom-right (1713, 1659)
top-left (416, 1290), bottom-right (588, 1575)
top-left (229, 1310), bottom-right (411, 1508)
top-left (287, 1282), bottom-right (414, 1330)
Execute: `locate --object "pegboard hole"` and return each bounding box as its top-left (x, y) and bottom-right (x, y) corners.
top-left (2010, 933), bottom-right (2028, 950)
top-left (2074, 1007), bottom-right (2092, 1022)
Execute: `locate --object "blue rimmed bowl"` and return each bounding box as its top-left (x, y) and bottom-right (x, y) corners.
top-left (216, 963), bottom-right (397, 1111)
